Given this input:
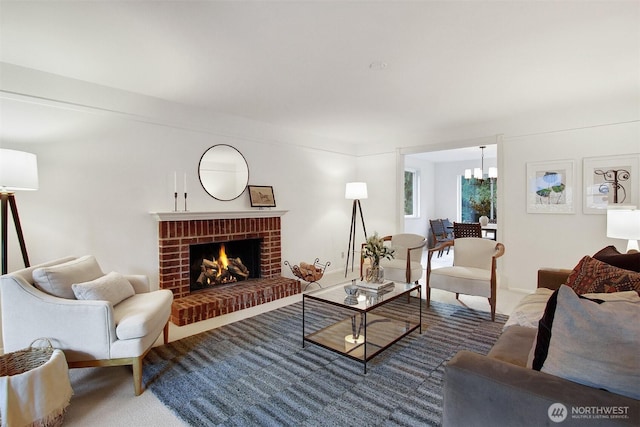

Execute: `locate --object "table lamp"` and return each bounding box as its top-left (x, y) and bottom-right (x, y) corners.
top-left (607, 206), bottom-right (640, 253)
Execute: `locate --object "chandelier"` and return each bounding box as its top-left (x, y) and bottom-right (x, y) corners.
top-left (464, 146), bottom-right (497, 181)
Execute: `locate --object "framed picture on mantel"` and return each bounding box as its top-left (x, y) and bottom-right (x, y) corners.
top-left (248, 185), bottom-right (276, 207)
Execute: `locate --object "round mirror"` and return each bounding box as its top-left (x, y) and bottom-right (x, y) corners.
top-left (198, 144), bottom-right (249, 201)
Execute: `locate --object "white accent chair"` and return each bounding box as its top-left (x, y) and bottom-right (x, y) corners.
top-left (361, 234), bottom-right (427, 284)
top-left (426, 238), bottom-right (505, 321)
top-left (0, 256), bottom-right (173, 395)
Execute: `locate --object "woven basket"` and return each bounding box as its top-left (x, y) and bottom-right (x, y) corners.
top-left (0, 338), bottom-right (66, 427)
top-left (0, 338), bottom-right (54, 377)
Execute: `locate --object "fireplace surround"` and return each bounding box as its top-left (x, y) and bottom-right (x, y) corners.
top-left (152, 211), bottom-right (300, 325)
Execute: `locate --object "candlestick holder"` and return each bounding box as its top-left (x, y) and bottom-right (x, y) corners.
top-left (174, 192), bottom-right (178, 212)
top-left (184, 192), bottom-right (188, 211)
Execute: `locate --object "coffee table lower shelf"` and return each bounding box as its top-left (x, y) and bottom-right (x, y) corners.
top-left (303, 313), bottom-right (420, 373)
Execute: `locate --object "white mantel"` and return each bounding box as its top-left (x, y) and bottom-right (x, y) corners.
top-left (150, 210), bottom-right (288, 221)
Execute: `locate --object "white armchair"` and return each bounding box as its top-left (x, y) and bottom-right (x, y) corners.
top-left (426, 238), bottom-right (505, 321)
top-left (0, 256), bottom-right (173, 395)
top-left (361, 234), bottom-right (427, 284)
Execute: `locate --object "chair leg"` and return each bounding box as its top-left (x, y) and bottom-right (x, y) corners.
top-left (163, 321), bottom-right (170, 344)
top-left (133, 356), bottom-right (144, 396)
top-left (406, 280), bottom-right (419, 303)
top-left (455, 293), bottom-right (459, 300)
top-left (426, 285), bottom-right (431, 307)
top-left (488, 298), bottom-right (496, 322)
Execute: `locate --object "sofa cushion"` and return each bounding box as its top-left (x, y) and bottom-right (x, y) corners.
top-left (593, 245), bottom-right (640, 272)
top-left (503, 287), bottom-right (554, 330)
top-left (532, 285), bottom-right (640, 399)
top-left (113, 290), bottom-right (173, 340)
top-left (565, 255), bottom-right (640, 295)
top-left (72, 272), bottom-right (135, 306)
top-left (32, 255), bottom-right (104, 299)
top-left (487, 325), bottom-right (537, 367)
top-left (504, 286), bottom-right (640, 331)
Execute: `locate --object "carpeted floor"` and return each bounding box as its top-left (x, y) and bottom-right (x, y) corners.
top-left (143, 298), bottom-right (507, 426)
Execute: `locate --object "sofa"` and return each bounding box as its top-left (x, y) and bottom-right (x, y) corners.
top-left (443, 253), bottom-right (640, 426)
top-left (1, 256), bottom-right (173, 395)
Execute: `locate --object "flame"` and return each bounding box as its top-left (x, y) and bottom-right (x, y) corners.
top-left (217, 244), bottom-right (229, 276)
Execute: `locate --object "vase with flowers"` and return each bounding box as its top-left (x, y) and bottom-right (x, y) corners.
top-left (362, 232), bottom-right (395, 283)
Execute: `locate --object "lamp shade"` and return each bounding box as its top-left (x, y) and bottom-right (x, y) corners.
top-left (607, 207), bottom-right (640, 252)
top-left (345, 182), bottom-right (367, 200)
top-left (0, 149), bottom-right (39, 191)
top-left (473, 168), bottom-right (482, 180)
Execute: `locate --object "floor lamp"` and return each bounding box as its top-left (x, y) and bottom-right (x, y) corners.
top-left (345, 182), bottom-right (368, 277)
top-left (0, 149), bottom-right (39, 274)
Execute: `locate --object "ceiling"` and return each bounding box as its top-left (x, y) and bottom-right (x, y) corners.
top-left (1, 1), bottom-right (638, 145)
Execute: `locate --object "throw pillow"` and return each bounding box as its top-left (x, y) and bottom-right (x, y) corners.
top-left (593, 245), bottom-right (640, 272)
top-left (532, 285), bottom-right (640, 399)
top-left (531, 288), bottom-right (559, 371)
top-left (565, 255), bottom-right (640, 295)
top-left (527, 289), bottom-right (640, 368)
top-left (72, 272), bottom-right (135, 306)
top-left (33, 255), bottom-right (104, 299)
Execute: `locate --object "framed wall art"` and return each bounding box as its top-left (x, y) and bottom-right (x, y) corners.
top-left (248, 185), bottom-right (276, 207)
top-left (526, 160), bottom-right (575, 214)
top-left (583, 154), bottom-right (639, 214)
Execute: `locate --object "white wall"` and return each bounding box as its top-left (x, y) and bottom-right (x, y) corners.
top-left (355, 151), bottom-right (399, 238)
top-left (0, 66), bottom-right (359, 283)
top-left (500, 121), bottom-right (639, 291)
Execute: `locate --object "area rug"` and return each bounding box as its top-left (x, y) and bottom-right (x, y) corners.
top-left (143, 299), bottom-right (507, 426)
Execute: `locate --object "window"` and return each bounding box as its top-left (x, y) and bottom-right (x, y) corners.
top-left (404, 169), bottom-right (419, 217)
top-left (460, 176), bottom-right (497, 222)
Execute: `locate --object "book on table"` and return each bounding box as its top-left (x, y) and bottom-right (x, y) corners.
top-left (355, 280), bottom-right (395, 293)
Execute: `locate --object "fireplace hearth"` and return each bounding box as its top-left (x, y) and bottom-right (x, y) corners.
top-left (153, 211), bottom-right (300, 325)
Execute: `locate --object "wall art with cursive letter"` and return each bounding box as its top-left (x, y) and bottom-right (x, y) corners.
top-left (583, 154), bottom-right (639, 214)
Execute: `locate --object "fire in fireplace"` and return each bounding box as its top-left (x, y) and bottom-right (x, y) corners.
top-left (190, 239), bottom-right (261, 292)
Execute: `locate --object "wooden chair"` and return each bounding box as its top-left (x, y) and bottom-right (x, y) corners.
top-left (426, 238), bottom-right (505, 321)
top-left (453, 222), bottom-right (482, 238)
top-left (429, 219), bottom-right (453, 257)
top-left (441, 218), bottom-right (454, 238)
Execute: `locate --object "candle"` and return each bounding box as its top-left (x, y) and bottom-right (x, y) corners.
top-left (174, 172), bottom-right (177, 193)
top-left (184, 172), bottom-right (187, 193)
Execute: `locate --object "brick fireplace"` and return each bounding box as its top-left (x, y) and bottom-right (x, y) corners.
top-left (153, 210), bottom-right (300, 325)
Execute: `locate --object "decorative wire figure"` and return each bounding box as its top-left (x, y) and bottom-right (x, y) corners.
top-left (594, 168), bottom-right (629, 204)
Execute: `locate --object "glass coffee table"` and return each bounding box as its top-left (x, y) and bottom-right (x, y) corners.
top-left (302, 280), bottom-right (421, 373)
